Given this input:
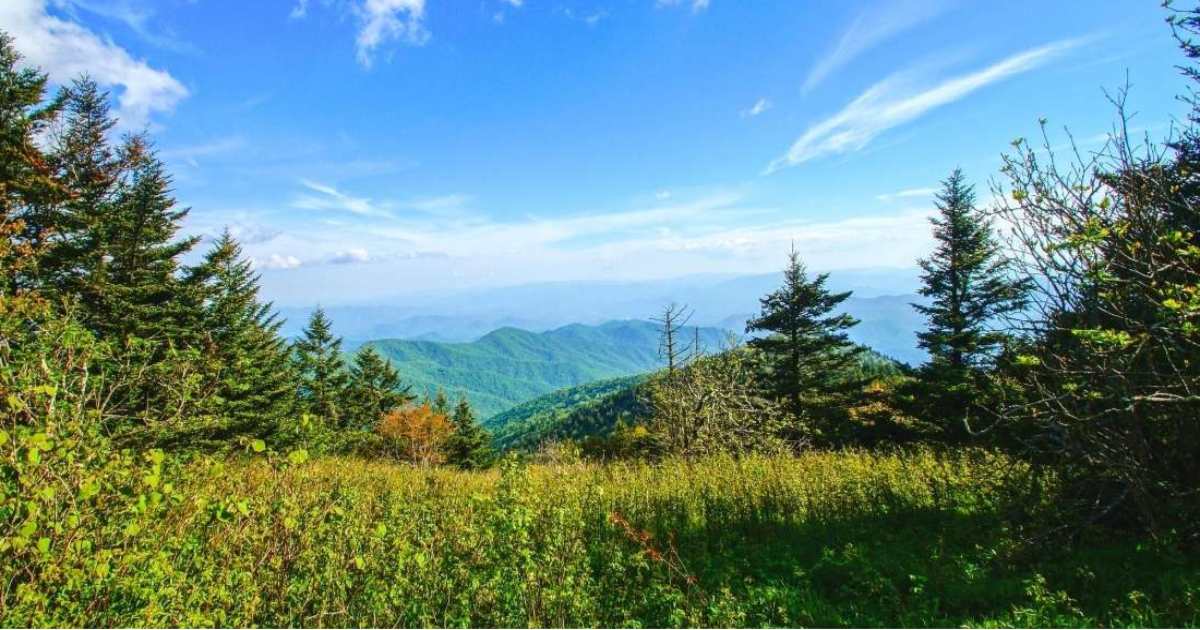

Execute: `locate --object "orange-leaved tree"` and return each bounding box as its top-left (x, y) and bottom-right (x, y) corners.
top-left (376, 403), bottom-right (453, 466)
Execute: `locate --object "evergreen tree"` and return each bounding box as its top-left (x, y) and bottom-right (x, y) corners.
top-left (912, 169), bottom-right (1028, 439)
top-left (32, 79), bottom-right (197, 342)
top-left (293, 307), bottom-right (349, 426)
top-left (99, 136), bottom-right (198, 342)
top-left (746, 246), bottom-right (861, 442)
top-left (182, 231), bottom-right (297, 442)
top-left (0, 34), bottom-right (65, 296)
top-left (430, 388), bottom-right (450, 417)
top-left (344, 346), bottom-right (412, 430)
top-left (444, 396), bottom-right (494, 469)
top-left (38, 78), bottom-right (122, 298)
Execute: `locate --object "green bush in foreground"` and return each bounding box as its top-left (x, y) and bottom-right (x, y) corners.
top-left (2, 446), bottom-right (1197, 627)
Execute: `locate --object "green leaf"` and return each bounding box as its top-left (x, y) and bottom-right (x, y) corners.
top-left (36, 537), bottom-right (50, 555)
top-left (287, 449), bottom-right (309, 465)
top-left (251, 439), bottom-right (266, 453)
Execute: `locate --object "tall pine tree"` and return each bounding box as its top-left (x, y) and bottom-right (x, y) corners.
top-left (746, 246), bottom-right (861, 443)
top-left (0, 34), bottom-right (65, 297)
top-left (34, 79), bottom-right (196, 342)
top-left (344, 346), bottom-right (412, 430)
top-left (912, 169), bottom-right (1028, 440)
top-left (39, 78), bottom-right (121, 300)
top-left (183, 230), bottom-right (297, 443)
top-left (100, 135), bottom-right (197, 342)
top-left (444, 396), bottom-right (493, 469)
top-left (293, 307), bottom-right (349, 426)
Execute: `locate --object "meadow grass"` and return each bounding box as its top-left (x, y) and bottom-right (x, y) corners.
top-left (4, 449), bottom-right (1197, 627)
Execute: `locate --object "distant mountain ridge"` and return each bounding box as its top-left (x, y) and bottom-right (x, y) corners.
top-left (279, 269), bottom-right (928, 364)
top-left (360, 320), bottom-right (728, 417)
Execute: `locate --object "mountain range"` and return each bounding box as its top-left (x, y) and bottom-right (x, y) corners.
top-left (360, 320), bottom-right (729, 417)
top-left (284, 269), bottom-right (930, 364)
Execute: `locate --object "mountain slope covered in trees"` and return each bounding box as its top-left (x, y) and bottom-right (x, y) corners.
top-left (485, 374), bottom-right (651, 450)
top-left (361, 320), bottom-right (728, 417)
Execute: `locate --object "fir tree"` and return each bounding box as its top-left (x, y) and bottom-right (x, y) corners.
top-left (183, 231), bottom-right (297, 442)
top-left (912, 169), bottom-right (1028, 439)
top-left (39, 78), bottom-right (121, 298)
top-left (444, 396), bottom-right (494, 469)
top-left (100, 136), bottom-right (197, 341)
top-left (293, 307), bottom-right (349, 426)
top-left (345, 346), bottom-right (412, 430)
top-left (746, 246), bottom-right (861, 442)
top-left (0, 34), bottom-right (66, 296)
top-left (430, 388), bottom-right (450, 417)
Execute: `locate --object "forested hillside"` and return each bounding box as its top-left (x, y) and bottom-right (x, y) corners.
top-left (361, 320), bottom-right (728, 416)
top-left (485, 375), bottom-right (651, 450)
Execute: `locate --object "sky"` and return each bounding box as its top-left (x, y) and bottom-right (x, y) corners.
top-left (0, 0), bottom-right (1189, 306)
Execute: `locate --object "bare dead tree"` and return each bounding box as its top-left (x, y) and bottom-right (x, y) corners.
top-left (652, 302), bottom-right (693, 376)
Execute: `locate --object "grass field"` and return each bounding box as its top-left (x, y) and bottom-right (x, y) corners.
top-left (5, 449), bottom-right (1197, 627)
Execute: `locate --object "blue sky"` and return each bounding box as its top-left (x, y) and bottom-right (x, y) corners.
top-left (0, 0), bottom-right (1187, 305)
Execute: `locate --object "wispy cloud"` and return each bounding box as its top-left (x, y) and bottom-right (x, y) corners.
top-left (355, 0), bottom-right (429, 67)
top-left (161, 136), bottom-right (248, 167)
top-left (292, 179), bottom-right (392, 218)
top-left (656, 0), bottom-right (710, 14)
top-left (1, 0), bottom-right (189, 128)
top-left (290, 0), bottom-right (429, 67)
top-left (766, 37), bottom-right (1087, 174)
top-left (741, 97), bottom-right (772, 118)
top-left (561, 7), bottom-right (608, 25)
top-left (804, 0), bottom-right (949, 93)
top-left (330, 248), bottom-right (371, 264)
top-left (255, 254), bottom-right (303, 270)
top-left (50, 0), bottom-right (199, 54)
top-left (876, 186), bottom-right (938, 202)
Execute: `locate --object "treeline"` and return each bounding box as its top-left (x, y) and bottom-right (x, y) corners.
top-left (0, 32), bottom-right (491, 469)
top-left (570, 13), bottom-right (1200, 540)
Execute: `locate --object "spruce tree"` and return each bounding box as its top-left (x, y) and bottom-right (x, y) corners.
top-left (430, 388), bottom-right (450, 417)
top-left (34, 79), bottom-right (197, 342)
top-left (0, 34), bottom-right (65, 296)
top-left (344, 346), bottom-right (412, 430)
top-left (913, 169), bottom-right (1028, 439)
top-left (184, 231), bottom-right (297, 442)
top-left (293, 307), bottom-right (349, 426)
top-left (99, 136), bottom-right (198, 342)
top-left (746, 246), bottom-right (861, 442)
top-left (444, 396), bottom-right (493, 469)
top-left (39, 78), bottom-right (121, 298)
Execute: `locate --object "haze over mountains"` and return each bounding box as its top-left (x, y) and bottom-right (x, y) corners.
top-left (281, 268), bottom-right (928, 365)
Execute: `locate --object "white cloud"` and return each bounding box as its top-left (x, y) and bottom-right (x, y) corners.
top-left (330, 248), bottom-right (370, 264)
top-left (293, 179), bottom-right (392, 217)
top-left (804, 0), bottom-right (948, 93)
top-left (766, 38), bottom-right (1086, 173)
top-left (0, 0), bottom-right (189, 128)
top-left (355, 0), bottom-right (429, 68)
top-left (876, 187), bottom-right (938, 202)
top-left (656, 0), bottom-right (710, 13)
top-left (741, 97), bottom-right (772, 118)
top-left (257, 254), bottom-right (303, 270)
